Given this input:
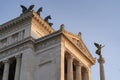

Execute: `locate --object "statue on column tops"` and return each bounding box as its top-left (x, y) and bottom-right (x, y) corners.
top-left (94, 42), bottom-right (105, 56)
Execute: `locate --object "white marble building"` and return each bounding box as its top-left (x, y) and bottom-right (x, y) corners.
top-left (0, 9), bottom-right (96, 80)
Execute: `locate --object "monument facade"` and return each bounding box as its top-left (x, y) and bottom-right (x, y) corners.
top-left (0, 5), bottom-right (96, 80)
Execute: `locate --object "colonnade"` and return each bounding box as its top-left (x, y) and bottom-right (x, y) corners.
top-left (1, 54), bottom-right (22, 80)
top-left (65, 54), bottom-right (89, 80)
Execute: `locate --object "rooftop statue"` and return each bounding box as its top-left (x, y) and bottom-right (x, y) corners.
top-left (48, 23), bottom-right (53, 26)
top-left (20, 5), bottom-right (35, 13)
top-left (94, 42), bottom-right (105, 56)
top-left (44, 15), bottom-right (51, 23)
top-left (37, 7), bottom-right (43, 16)
top-left (44, 15), bottom-right (53, 26)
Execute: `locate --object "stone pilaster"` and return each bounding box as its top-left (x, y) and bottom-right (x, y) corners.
top-left (14, 55), bottom-right (22, 80)
top-left (2, 59), bottom-right (10, 80)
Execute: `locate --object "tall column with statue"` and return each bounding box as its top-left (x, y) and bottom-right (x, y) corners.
top-left (94, 42), bottom-right (105, 80)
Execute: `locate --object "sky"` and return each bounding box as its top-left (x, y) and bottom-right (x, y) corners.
top-left (0, 0), bottom-right (120, 80)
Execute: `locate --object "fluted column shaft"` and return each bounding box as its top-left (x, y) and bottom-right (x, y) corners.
top-left (14, 55), bottom-right (22, 80)
top-left (76, 64), bottom-right (82, 80)
top-left (98, 55), bottom-right (105, 80)
top-left (67, 55), bottom-right (73, 80)
top-left (84, 71), bottom-right (88, 80)
top-left (2, 60), bottom-right (10, 80)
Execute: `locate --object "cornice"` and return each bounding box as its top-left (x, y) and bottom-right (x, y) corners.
top-left (32, 11), bottom-right (55, 33)
top-left (0, 11), bottom-right (55, 34)
top-left (0, 11), bottom-right (33, 30)
top-left (35, 30), bottom-right (61, 44)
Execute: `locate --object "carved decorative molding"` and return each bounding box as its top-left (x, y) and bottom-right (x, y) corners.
top-left (0, 22), bottom-right (27, 39)
top-left (62, 30), bottom-right (96, 64)
top-left (0, 11), bottom-right (32, 31)
top-left (32, 11), bottom-right (54, 34)
top-left (0, 11), bottom-right (54, 40)
top-left (0, 43), bottom-right (28, 60)
top-left (0, 37), bottom-right (35, 60)
top-left (0, 30), bottom-right (25, 49)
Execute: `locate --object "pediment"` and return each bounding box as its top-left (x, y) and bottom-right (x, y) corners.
top-left (63, 30), bottom-right (95, 63)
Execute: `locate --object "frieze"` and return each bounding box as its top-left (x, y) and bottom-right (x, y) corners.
top-left (67, 36), bottom-right (95, 63)
top-left (0, 21), bottom-right (29, 39)
top-left (0, 30), bottom-right (25, 49)
top-left (0, 42), bottom-right (31, 60)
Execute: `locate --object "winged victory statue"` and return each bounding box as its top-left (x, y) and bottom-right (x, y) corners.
top-left (94, 42), bottom-right (105, 56)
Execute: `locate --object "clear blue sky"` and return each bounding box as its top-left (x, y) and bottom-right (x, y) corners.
top-left (0, 0), bottom-right (120, 80)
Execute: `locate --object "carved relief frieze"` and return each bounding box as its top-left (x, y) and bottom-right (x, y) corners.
top-left (0, 42), bottom-right (31, 60)
top-left (0, 30), bottom-right (25, 49)
top-left (35, 36), bottom-right (61, 51)
top-left (66, 36), bottom-right (95, 63)
top-left (69, 37), bottom-right (84, 51)
top-left (0, 22), bottom-right (29, 39)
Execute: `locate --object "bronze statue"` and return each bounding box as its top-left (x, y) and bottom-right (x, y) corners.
top-left (44, 15), bottom-right (53, 26)
top-left (20, 5), bottom-right (35, 13)
top-left (27, 5), bottom-right (34, 12)
top-left (20, 5), bottom-right (27, 13)
top-left (48, 23), bottom-right (53, 26)
top-left (37, 7), bottom-right (43, 16)
top-left (94, 42), bottom-right (105, 56)
top-left (44, 15), bottom-right (51, 23)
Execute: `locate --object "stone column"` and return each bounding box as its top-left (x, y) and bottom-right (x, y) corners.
top-left (67, 55), bottom-right (73, 80)
top-left (84, 70), bottom-right (89, 80)
top-left (98, 55), bottom-right (105, 80)
top-left (2, 59), bottom-right (10, 80)
top-left (75, 63), bottom-right (82, 80)
top-left (14, 55), bottom-right (22, 80)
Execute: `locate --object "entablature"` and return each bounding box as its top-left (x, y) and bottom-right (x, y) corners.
top-left (0, 11), bottom-right (55, 39)
top-left (35, 30), bottom-right (62, 52)
top-left (0, 37), bottom-right (35, 55)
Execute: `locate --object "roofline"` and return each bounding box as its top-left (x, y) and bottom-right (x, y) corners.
top-left (0, 11), bottom-right (54, 33)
